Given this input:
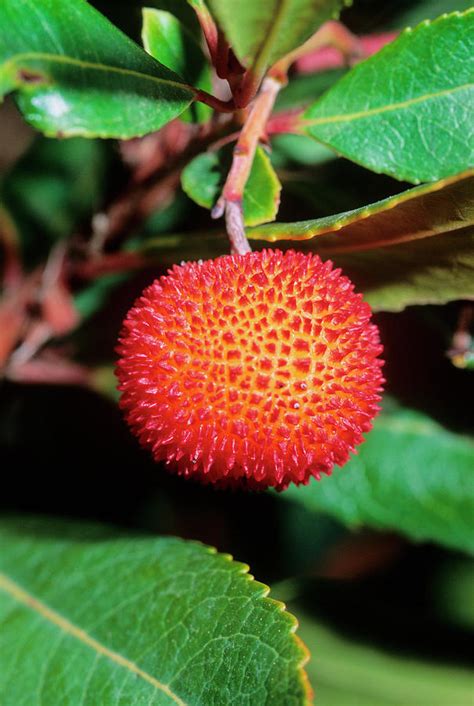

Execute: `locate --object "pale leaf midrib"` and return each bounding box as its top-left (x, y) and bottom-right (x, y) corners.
top-left (2, 51), bottom-right (195, 94)
top-left (250, 0), bottom-right (290, 76)
top-left (0, 572), bottom-right (186, 706)
top-left (304, 82), bottom-right (473, 128)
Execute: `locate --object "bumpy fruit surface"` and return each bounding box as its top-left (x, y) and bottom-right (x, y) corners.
top-left (116, 249), bottom-right (384, 490)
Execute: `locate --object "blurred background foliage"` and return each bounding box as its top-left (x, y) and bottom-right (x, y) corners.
top-left (0, 0), bottom-right (473, 703)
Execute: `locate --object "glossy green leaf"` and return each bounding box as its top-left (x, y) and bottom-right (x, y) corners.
top-left (283, 404), bottom-right (474, 554)
top-left (141, 8), bottom-right (212, 123)
top-left (294, 613), bottom-right (474, 706)
top-left (1, 136), bottom-right (108, 265)
top-left (248, 171), bottom-right (474, 247)
top-left (207, 0), bottom-right (348, 71)
top-left (0, 517), bottom-right (311, 705)
top-left (303, 10), bottom-right (474, 183)
top-left (0, 0), bottom-right (195, 138)
top-left (181, 146), bottom-right (282, 226)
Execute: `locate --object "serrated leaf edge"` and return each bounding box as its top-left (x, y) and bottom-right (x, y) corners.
top-left (0, 537), bottom-right (313, 705)
top-left (201, 543), bottom-right (314, 704)
top-left (248, 169), bottom-right (474, 244)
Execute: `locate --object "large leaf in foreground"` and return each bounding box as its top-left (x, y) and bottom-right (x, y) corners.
top-left (248, 171), bottom-right (474, 247)
top-left (283, 404), bottom-right (474, 554)
top-left (0, 517), bottom-right (311, 705)
top-left (182, 146), bottom-right (282, 226)
top-left (0, 0), bottom-right (195, 138)
top-left (303, 10), bottom-right (474, 183)
top-left (208, 0), bottom-right (347, 72)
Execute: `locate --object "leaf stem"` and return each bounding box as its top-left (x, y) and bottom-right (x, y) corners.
top-left (191, 2), bottom-right (220, 68)
top-left (267, 110), bottom-right (304, 135)
top-left (233, 20), bottom-right (365, 108)
top-left (212, 76), bottom-right (283, 254)
top-left (194, 89), bottom-right (235, 113)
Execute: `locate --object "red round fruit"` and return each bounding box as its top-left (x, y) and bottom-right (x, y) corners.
top-left (116, 249), bottom-right (384, 490)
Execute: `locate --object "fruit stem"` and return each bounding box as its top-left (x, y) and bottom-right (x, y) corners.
top-left (212, 76), bottom-right (283, 255)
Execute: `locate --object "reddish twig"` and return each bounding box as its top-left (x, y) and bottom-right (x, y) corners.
top-left (0, 206), bottom-right (23, 290)
top-left (0, 286), bottom-right (29, 369)
top-left (74, 252), bottom-right (148, 280)
top-left (215, 29), bottom-right (230, 79)
top-left (86, 118), bottom-right (236, 255)
top-left (39, 243), bottom-right (78, 336)
top-left (194, 89), bottom-right (235, 113)
top-left (191, 1), bottom-right (220, 67)
top-left (7, 353), bottom-right (92, 387)
top-left (212, 76), bottom-right (283, 254)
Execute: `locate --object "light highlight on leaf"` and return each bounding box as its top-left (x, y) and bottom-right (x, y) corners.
top-left (0, 0), bottom-right (195, 138)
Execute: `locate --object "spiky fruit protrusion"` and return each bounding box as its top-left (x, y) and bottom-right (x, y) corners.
top-left (116, 250), bottom-right (384, 490)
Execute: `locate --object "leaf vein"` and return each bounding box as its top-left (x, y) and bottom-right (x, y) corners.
top-left (0, 573), bottom-right (186, 706)
top-left (305, 82), bottom-right (473, 127)
top-left (3, 51), bottom-right (195, 94)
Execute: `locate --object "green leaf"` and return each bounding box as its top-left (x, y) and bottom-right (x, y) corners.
top-left (152, 1), bottom-right (202, 37)
top-left (248, 171), bottom-right (474, 246)
top-left (330, 227), bottom-right (474, 312)
top-left (141, 8), bottom-right (212, 123)
top-left (181, 146), bottom-right (282, 226)
top-left (283, 403), bottom-right (474, 554)
top-left (0, 517), bottom-right (311, 705)
top-left (1, 136), bottom-right (108, 265)
top-left (0, 0), bottom-right (195, 139)
top-left (303, 10), bottom-right (474, 183)
top-left (293, 613), bottom-right (474, 706)
top-left (207, 0), bottom-right (347, 71)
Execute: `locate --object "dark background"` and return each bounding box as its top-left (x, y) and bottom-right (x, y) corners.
top-left (1, 1), bottom-right (473, 701)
